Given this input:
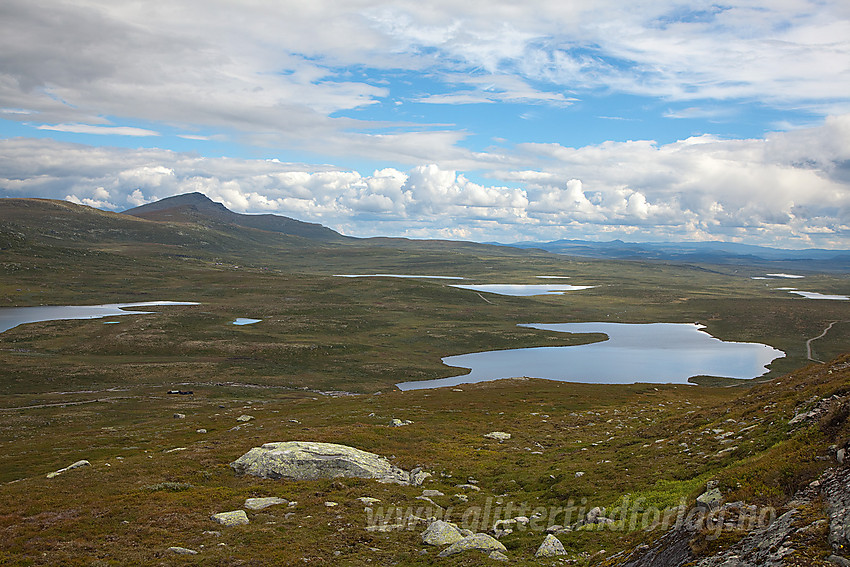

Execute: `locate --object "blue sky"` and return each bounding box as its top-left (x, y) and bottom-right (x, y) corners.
top-left (1, 0), bottom-right (849, 247)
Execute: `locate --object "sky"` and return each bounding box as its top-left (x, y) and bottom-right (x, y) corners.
top-left (1, 1), bottom-right (850, 248)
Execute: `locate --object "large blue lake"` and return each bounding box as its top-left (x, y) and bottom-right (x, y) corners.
top-left (396, 322), bottom-right (785, 390)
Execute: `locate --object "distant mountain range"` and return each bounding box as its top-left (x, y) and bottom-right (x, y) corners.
top-left (499, 238), bottom-right (850, 270)
top-left (124, 192), bottom-right (346, 241)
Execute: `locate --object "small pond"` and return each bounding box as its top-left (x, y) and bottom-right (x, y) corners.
top-left (396, 322), bottom-right (784, 390)
top-left (232, 318), bottom-right (262, 325)
top-left (0, 301), bottom-right (199, 334)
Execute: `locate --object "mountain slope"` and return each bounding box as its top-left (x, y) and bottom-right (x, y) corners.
top-left (123, 192), bottom-right (346, 241)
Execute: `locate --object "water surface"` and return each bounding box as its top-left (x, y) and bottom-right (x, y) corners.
top-left (232, 318), bottom-right (262, 325)
top-left (396, 322), bottom-right (784, 390)
top-left (449, 284), bottom-right (595, 296)
top-left (335, 274), bottom-right (464, 279)
top-left (0, 301), bottom-right (199, 334)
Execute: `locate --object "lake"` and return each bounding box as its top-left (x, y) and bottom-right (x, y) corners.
top-left (0, 301), bottom-right (199, 334)
top-left (396, 322), bottom-right (785, 390)
top-left (449, 284), bottom-right (596, 296)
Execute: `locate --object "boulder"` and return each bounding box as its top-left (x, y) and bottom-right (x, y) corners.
top-left (422, 520), bottom-right (465, 546)
top-left (211, 510), bottom-right (249, 526)
top-left (167, 546), bottom-right (198, 555)
top-left (438, 533), bottom-right (507, 557)
top-left (244, 497), bottom-right (287, 511)
top-left (230, 441), bottom-right (413, 484)
top-left (535, 534), bottom-right (567, 557)
top-left (484, 431), bottom-right (511, 441)
top-left (696, 488), bottom-right (723, 510)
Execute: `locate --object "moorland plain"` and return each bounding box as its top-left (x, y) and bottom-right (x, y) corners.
top-left (1, 197), bottom-right (849, 565)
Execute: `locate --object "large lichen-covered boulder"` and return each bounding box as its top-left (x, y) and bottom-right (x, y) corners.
top-left (437, 533), bottom-right (507, 557)
top-left (422, 520), bottom-right (465, 546)
top-left (230, 441), bottom-right (413, 485)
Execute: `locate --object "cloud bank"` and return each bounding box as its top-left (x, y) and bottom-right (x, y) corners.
top-left (3, 114), bottom-right (848, 247)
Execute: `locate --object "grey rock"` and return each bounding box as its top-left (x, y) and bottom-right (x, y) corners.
top-left (483, 431), bottom-right (511, 441)
top-left (236, 414), bottom-right (254, 422)
top-left (422, 520), bottom-right (465, 546)
top-left (586, 506), bottom-right (605, 523)
top-left (211, 510), bottom-right (249, 526)
top-left (438, 533), bottom-right (507, 557)
top-left (358, 497), bottom-right (381, 506)
top-left (390, 418), bottom-right (413, 427)
top-left (828, 555), bottom-right (850, 567)
top-left (244, 497), bottom-right (287, 510)
top-left (173, 413), bottom-right (186, 419)
top-left (489, 550), bottom-right (510, 561)
top-left (838, 448), bottom-right (846, 464)
top-left (410, 470), bottom-right (432, 486)
top-left (230, 441), bottom-right (413, 484)
top-left (167, 546), bottom-right (198, 555)
top-left (46, 459), bottom-right (90, 479)
top-left (456, 483), bottom-right (481, 491)
top-left (696, 488), bottom-right (723, 510)
top-left (535, 534), bottom-right (567, 557)
top-left (422, 489), bottom-right (444, 497)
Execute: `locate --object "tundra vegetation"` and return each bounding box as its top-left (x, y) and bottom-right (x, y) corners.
top-left (0, 197), bottom-right (849, 565)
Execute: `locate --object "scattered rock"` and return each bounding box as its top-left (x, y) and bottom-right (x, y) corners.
top-left (46, 459), bottom-right (90, 479)
top-left (236, 415), bottom-right (254, 422)
top-left (422, 489), bottom-right (444, 497)
top-left (438, 533), bottom-right (507, 557)
top-left (489, 550), bottom-right (510, 561)
top-left (173, 413), bottom-right (186, 419)
top-left (535, 534), bottom-right (567, 557)
top-left (696, 488), bottom-right (723, 511)
top-left (422, 520), bottom-right (465, 546)
top-left (196, 429), bottom-right (207, 434)
top-left (358, 497), bottom-right (381, 506)
top-left (410, 470), bottom-right (432, 486)
top-left (230, 441), bottom-right (414, 484)
top-left (244, 497), bottom-right (287, 511)
top-left (575, 471), bottom-right (585, 478)
top-left (416, 496), bottom-right (442, 508)
top-left (390, 418), bottom-right (413, 427)
top-left (453, 494), bottom-right (469, 503)
top-left (167, 546), bottom-right (198, 555)
top-left (325, 501), bottom-right (338, 507)
top-left (484, 431), bottom-right (511, 441)
top-left (211, 510), bottom-right (249, 526)
top-left (828, 554), bottom-right (850, 567)
top-left (456, 483), bottom-right (481, 492)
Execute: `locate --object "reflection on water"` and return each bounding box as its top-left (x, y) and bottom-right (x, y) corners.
top-left (396, 322), bottom-right (784, 390)
top-left (0, 301), bottom-right (199, 334)
top-left (232, 318), bottom-right (262, 325)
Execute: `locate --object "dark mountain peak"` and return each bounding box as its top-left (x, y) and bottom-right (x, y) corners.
top-left (123, 192), bottom-right (346, 242)
top-left (123, 192), bottom-right (229, 216)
